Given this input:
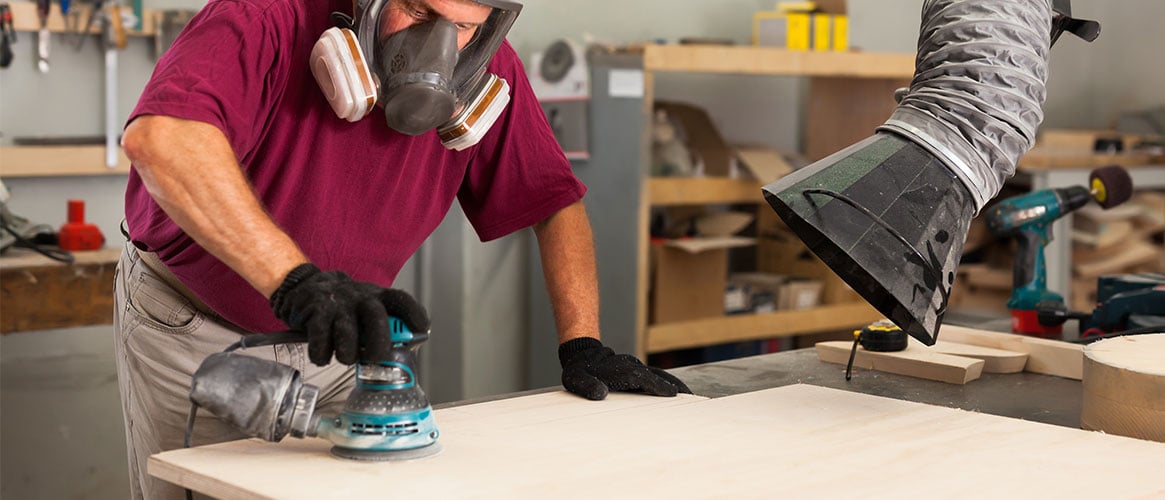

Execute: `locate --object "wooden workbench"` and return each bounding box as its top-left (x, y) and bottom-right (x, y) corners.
top-left (0, 247), bottom-right (121, 333)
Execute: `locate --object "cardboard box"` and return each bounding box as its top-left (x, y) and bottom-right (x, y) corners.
top-left (756, 236), bottom-right (861, 305)
top-left (651, 237), bottom-right (757, 324)
top-left (779, 278), bottom-right (824, 310)
top-left (653, 101), bottom-right (733, 177)
top-left (753, 12), bottom-right (789, 47)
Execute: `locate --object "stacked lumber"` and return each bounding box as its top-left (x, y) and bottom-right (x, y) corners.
top-left (1070, 191), bottom-right (1165, 310)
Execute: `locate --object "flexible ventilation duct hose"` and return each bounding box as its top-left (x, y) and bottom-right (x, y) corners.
top-left (880, 0), bottom-right (1052, 211)
top-left (761, 0), bottom-right (1097, 343)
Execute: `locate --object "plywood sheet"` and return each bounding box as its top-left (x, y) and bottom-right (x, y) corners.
top-left (151, 385), bottom-right (1165, 499)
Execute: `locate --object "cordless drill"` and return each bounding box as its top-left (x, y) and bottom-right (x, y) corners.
top-left (984, 165), bottom-right (1133, 337)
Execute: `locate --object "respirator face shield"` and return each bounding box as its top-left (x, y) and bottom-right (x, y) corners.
top-left (310, 0), bottom-right (522, 150)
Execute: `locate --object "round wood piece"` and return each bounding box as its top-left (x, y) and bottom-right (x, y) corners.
top-left (1081, 334), bottom-right (1165, 442)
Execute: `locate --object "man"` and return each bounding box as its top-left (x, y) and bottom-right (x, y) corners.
top-left (115, 0), bottom-right (690, 498)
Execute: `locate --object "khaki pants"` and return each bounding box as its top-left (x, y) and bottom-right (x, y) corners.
top-left (113, 241), bottom-right (355, 500)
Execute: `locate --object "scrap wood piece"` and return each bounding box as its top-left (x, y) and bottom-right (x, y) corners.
top-left (932, 341), bottom-right (1029, 373)
top-left (816, 339), bottom-right (984, 384)
top-left (936, 325), bottom-right (1083, 380)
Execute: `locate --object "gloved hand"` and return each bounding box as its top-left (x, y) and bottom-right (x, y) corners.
top-left (269, 263), bottom-right (430, 366)
top-left (559, 337), bottom-right (691, 401)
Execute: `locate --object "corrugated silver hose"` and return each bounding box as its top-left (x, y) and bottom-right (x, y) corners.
top-left (761, 0), bottom-right (1099, 344)
top-left (880, 0), bottom-right (1052, 211)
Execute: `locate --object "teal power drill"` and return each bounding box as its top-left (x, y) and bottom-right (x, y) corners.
top-left (984, 165), bottom-right (1133, 337)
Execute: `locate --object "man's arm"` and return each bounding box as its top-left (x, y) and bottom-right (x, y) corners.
top-left (122, 115), bottom-right (307, 297)
top-left (532, 200), bottom-right (599, 344)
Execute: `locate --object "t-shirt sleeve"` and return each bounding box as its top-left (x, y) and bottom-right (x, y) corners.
top-left (127, 0), bottom-right (296, 157)
top-left (457, 41), bottom-right (587, 242)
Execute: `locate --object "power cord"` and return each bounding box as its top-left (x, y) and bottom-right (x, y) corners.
top-left (1, 222), bottom-right (74, 264)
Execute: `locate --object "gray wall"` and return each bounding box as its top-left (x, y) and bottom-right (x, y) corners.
top-left (1, 1), bottom-right (1163, 498)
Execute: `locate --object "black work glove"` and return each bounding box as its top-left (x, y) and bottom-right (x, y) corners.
top-left (269, 263), bottom-right (430, 366)
top-left (559, 337), bottom-right (691, 401)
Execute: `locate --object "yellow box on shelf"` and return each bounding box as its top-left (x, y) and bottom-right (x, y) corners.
top-left (786, 12), bottom-right (812, 50)
top-left (813, 13), bottom-right (831, 51)
top-left (833, 15), bottom-right (849, 51)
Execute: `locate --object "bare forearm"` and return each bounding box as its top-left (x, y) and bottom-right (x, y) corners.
top-left (534, 200), bottom-right (600, 344)
top-left (122, 115), bottom-right (306, 297)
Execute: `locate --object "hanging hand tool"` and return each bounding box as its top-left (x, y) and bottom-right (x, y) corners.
top-left (0, 3), bottom-right (15, 69)
top-left (985, 165), bottom-right (1134, 337)
top-left (75, 0), bottom-right (104, 51)
top-left (35, 0), bottom-right (49, 72)
top-left (103, 2), bottom-right (126, 167)
top-left (189, 317), bottom-right (442, 461)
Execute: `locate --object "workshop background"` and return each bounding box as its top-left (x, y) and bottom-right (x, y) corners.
top-left (1, 0), bottom-right (1163, 498)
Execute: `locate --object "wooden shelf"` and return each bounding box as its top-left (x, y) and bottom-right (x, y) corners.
top-left (9, 0), bottom-right (159, 36)
top-left (645, 302), bottom-right (884, 353)
top-left (649, 177), bottom-right (764, 206)
top-left (0, 145), bottom-right (132, 177)
top-left (642, 44), bottom-right (915, 79)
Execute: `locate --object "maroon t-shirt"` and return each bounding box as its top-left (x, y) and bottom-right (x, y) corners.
top-left (124, 0), bottom-right (585, 333)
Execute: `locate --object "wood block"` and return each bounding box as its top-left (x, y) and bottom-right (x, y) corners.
top-left (936, 325), bottom-right (1083, 380)
top-left (150, 385), bottom-right (1165, 499)
top-left (931, 341), bottom-right (1028, 373)
top-left (1082, 334), bottom-right (1165, 442)
top-left (816, 339), bottom-right (984, 384)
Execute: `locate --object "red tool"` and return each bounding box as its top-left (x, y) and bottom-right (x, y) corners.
top-left (58, 199), bottom-right (105, 251)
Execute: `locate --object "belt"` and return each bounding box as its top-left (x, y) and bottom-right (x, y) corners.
top-left (134, 246), bottom-right (220, 318)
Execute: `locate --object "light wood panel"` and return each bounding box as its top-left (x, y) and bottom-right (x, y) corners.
top-left (648, 177), bottom-right (764, 206)
top-left (936, 324), bottom-right (1084, 380)
top-left (643, 45), bottom-right (915, 79)
top-left (645, 302), bottom-right (883, 353)
top-left (805, 76), bottom-right (909, 161)
top-left (150, 384), bottom-right (1165, 499)
top-left (0, 146), bottom-right (132, 177)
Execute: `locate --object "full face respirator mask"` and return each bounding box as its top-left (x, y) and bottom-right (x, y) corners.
top-left (310, 0), bottom-right (522, 150)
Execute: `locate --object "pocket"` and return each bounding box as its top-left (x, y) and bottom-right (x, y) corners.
top-left (125, 258), bottom-right (204, 334)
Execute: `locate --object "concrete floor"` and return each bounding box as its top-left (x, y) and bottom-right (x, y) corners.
top-left (1, 327), bottom-right (130, 499)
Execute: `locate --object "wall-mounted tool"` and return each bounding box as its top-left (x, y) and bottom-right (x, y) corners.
top-left (0, 3), bottom-right (15, 68)
top-left (528, 39), bottom-right (590, 160)
top-left (189, 317), bottom-right (442, 462)
top-left (985, 165), bottom-right (1134, 337)
top-left (35, 0), bottom-right (49, 72)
